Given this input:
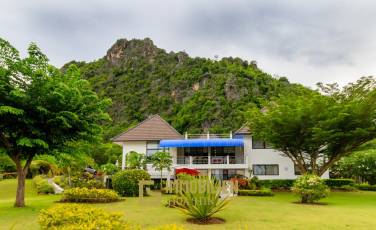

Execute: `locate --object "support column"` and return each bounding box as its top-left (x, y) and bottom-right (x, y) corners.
top-left (121, 143), bottom-right (126, 170)
top-left (208, 147), bottom-right (211, 165)
top-left (208, 169), bottom-right (212, 179)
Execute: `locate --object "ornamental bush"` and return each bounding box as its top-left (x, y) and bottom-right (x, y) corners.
top-left (259, 179), bottom-right (295, 190)
top-left (238, 189), bottom-right (274, 196)
top-left (355, 183), bottom-right (376, 191)
top-left (112, 169), bottom-right (151, 197)
top-left (292, 174), bottom-right (329, 203)
top-left (33, 175), bottom-right (54, 194)
top-left (61, 187), bottom-right (120, 203)
top-left (323, 179), bottom-right (355, 188)
top-left (38, 204), bottom-right (133, 230)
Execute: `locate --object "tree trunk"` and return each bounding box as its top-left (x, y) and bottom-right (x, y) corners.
top-left (15, 164), bottom-right (26, 207)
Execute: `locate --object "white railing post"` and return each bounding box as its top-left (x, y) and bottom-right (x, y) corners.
top-left (227, 155), bottom-right (230, 165)
top-left (189, 156), bottom-right (193, 165)
top-left (207, 131), bottom-right (210, 139)
top-left (185, 132), bottom-right (188, 139)
top-left (230, 131), bottom-right (233, 139)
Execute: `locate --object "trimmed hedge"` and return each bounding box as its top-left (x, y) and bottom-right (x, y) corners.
top-left (238, 189), bottom-right (274, 196)
top-left (61, 187), bottom-right (120, 203)
top-left (323, 179), bottom-right (355, 187)
top-left (38, 204), bottom-right (131, 229)
top-left (355, 184), bottom-right (376, 191)
top-left (112, 169), bottom-right (151, 197)
top-left (33, 175), bottom-right (54, 194)
top-left (259, 179), bottom-right (295, 189)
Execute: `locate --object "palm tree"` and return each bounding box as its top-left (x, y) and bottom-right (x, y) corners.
top-left (151, 151), bottom-right (172, 189)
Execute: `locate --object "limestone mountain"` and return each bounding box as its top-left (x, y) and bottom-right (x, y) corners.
top-left (63, 38), bottom-right (303, 139)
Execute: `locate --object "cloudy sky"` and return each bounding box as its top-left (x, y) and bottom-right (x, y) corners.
top-left (1, 0), bottom-right (376, 87)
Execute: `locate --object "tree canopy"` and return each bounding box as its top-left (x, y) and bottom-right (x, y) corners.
top-left (0, 38), bottom-right (111, 207)
top-left (248, 77), bottom-right (376, 176)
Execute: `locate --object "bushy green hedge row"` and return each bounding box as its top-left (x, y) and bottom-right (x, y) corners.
top-left (323, 179), bottom-right (355, 187)
top-left (33, 175), bottom-right (54, 194)
top-left (238, 189), bottom-right (274, 196)
top-left (112, 169), bottom-right (150, 197)
top-left (354, 184), bottom-right (376, 191)
top-left (258, 179), bottom-right (295, 189)
top-left (61, 188), bottom-right (120, 203)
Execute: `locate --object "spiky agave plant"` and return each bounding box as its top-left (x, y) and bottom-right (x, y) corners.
top-left (176, 177), bottom-right (231, 222)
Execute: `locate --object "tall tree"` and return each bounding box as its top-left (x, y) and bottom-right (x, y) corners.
top-left (151, 151), bottom-right (172, 187)
top-left (0, 38), bottom-right (111, 207)
top-left (248, 77), bottom-right (376, 176)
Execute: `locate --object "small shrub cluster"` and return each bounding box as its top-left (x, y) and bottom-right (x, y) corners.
top-left (331, 185), bottom-right (357, 192)
top-left (33, 175), bottom-right (54, 194)
top-left (71, 173), bottom-right (104, 189)
top-left (38, 204), bottom-right (133, 230)
top-left (61, 187), bottom-right (120, 203)
top-left (164, 195), bottom-right (186, 208)
top-left (238, 189), bottom-right (274, 196)
top-left (112, 169), bottom-right (151, 197)
top-left (323, 179), bottom-right (355, 188)
top-left (355, 183), bottom-right (376, 191)
top-left (259, 179), bottom-right (295, 190)
top-left (53, 176), bottom-right (68, 189)
top-left (292, 174), bottom-right (330, 203)
top-left (0, 155), bottom-right (16, 173)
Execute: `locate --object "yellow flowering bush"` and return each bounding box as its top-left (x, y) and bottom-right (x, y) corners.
top-left (148, 224), bottom-right (185, 230)
top-left (292, 174), bottom-right (329, 203)
top-left (61, 187), bottom-right (120, 203)
top-left (39, 204), bottom-right (136, 230)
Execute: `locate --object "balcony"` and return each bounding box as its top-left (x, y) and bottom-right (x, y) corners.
top-left (176, 155), bottom-right (245, 165)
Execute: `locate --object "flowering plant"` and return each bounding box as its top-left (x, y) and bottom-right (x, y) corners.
top-left (292, 174), bottom-right (329, 203)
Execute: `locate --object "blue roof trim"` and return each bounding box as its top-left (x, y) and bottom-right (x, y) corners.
top-left (160, 138), bottom-right (244, 148)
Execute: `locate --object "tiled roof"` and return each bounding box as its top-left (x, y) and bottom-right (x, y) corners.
top-left (112, 115), bottom-right (183, 142)
top-left (235, 124), bottom-right (251, 134)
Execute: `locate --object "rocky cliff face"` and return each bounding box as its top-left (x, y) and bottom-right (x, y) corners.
top-left (65, 38), bottom-right (300, 139)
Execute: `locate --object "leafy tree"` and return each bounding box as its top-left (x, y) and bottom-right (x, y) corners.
top-left (151, 151), bottom-right (173, 186)
top-left (0, 38), bottom-right (111, 207)
top-left (126, 151), bottom-right (146, 169)
top-left (248, 77), bottom-right (376, 176)
top-left (332, 140), bottom-right (376, 184)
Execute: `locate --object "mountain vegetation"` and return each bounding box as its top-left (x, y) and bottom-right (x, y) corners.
top-left (64, 38), bottom-right (304, 139)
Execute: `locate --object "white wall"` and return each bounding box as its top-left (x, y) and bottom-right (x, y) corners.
top-left (244, 136), bottom-right (329, 179)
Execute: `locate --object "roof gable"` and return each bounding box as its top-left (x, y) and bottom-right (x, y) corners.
top-left (112, 115), bottom-right (183, 142)
top-left (235, 123), bottom-right (251, 134)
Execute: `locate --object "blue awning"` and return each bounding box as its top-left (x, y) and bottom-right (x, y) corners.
top-left (159, 138), bottom-right (244, 148)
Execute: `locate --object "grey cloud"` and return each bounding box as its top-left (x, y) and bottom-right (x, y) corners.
top-left (1, 0), bottom-right (376, 86)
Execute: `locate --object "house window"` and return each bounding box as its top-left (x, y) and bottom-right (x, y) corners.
top-left (253, 164), bottom-right (279, 175)
top-left (146, 141), bottom-right (167, 156)
top-left (294, 165), bottom-right (302, 175)
top-left (252, 139), bottom-right (271, 149)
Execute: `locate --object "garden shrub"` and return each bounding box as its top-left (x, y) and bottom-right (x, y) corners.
top-left (70, 173), bottom-right (104, 189)
top-left (112, 169), bottom-right (151, 196)
top-left (100, 163), bottom-right (119, 175)
top-left (38, 204), bottom-right (134, 230)
top-left (259, 179), bottom-right (295, 190)
top-left (323, 179), bottom-right (355, 187)
top-left (61, 187), bottom-right (120, 203)
top-left (33, 175), bottom-right (54, 194)
top-left (331, 185), bottom-right (357, 192)
top-left (238, 189), bottom-right (274, 196)
top-left (292, 174), bottom-right (329, 203)
top-left (230, 177), bottom-right (248, 189)
top-left (354, 183), bottom-right (376, 191)
top-left (53, 176), bottom-right (68, 189)
top-left (0, 155), bottom-right (16, 173)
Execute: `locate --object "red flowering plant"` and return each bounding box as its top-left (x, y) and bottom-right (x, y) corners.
top-left (175, 168), bottom-right (200, 176)
top-left (230, 177), bottom-right (248, 189)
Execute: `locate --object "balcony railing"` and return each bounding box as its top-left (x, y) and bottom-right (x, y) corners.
top-left (176, 155), bottom-right (245, 165)
top-left (184, 132), bottom-right (233, 139)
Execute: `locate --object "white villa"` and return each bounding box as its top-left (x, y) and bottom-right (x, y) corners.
top-left (112, 115), bottom-right (329, 180)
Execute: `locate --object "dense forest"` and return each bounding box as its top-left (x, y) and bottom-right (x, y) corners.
top-left (63, 38), bottom-right (305, 139)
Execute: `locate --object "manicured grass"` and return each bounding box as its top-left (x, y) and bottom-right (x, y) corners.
top-left (1, 179), bottom-right (376, 229)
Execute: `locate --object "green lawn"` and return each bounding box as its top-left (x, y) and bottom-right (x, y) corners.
top-left (1, 179), bottom-right (376, 229)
